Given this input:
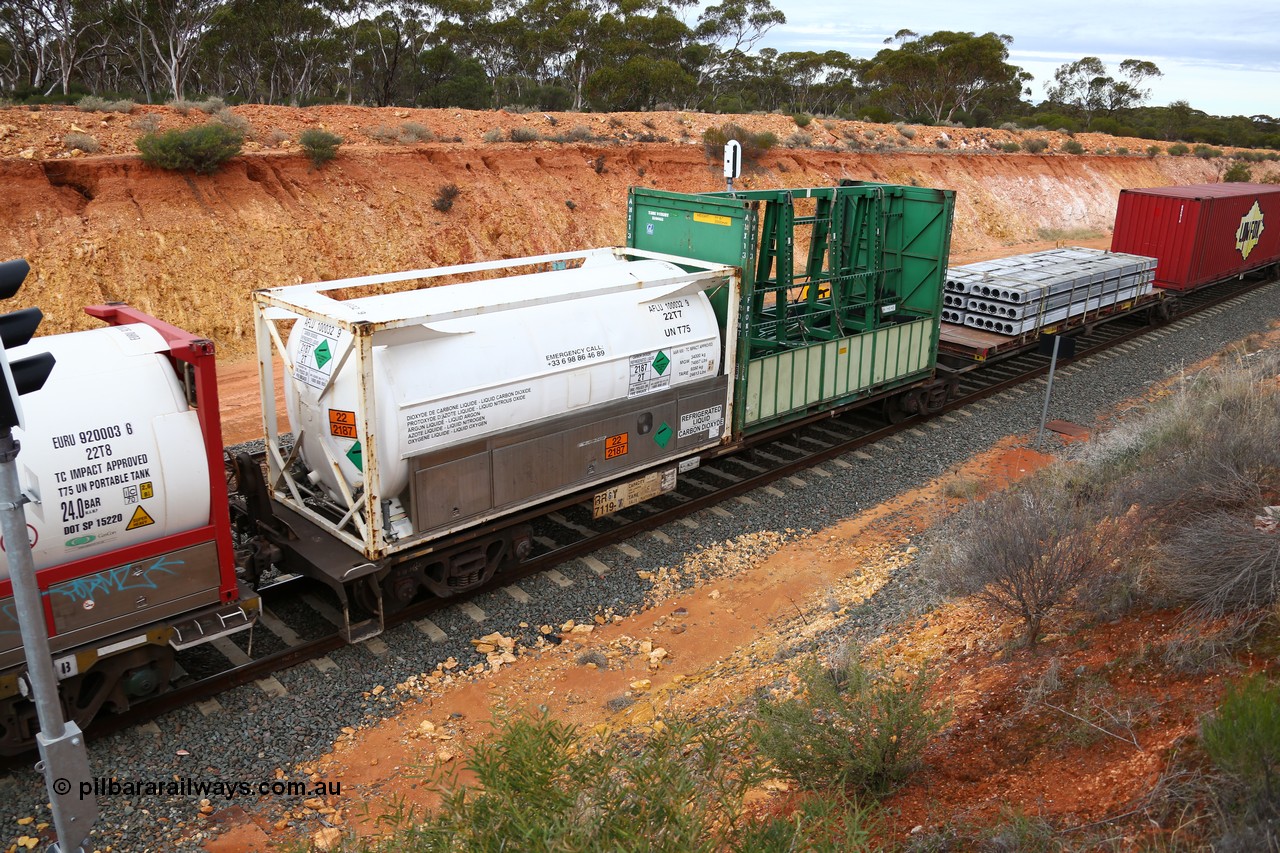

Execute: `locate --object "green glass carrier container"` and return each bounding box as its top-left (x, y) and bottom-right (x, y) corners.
top-left (627, 182), bottom-right (955, 433)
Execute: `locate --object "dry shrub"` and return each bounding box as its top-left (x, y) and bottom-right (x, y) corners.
top-left (924, 476), bottom-right (1115, 646)
top-left (1159, 513), bottom-right (1280, 621)
top-left (784, 131), bottom-right (813, 149)
top-left (432, 184), bottom-right (460, 212)
top-left (76, 95), bottom-right (133, 113)
top-left (130, 114), bottom-right (160, 133)
top-left (63, 132), bottom-right (99, 153)
top-left (399, 121), bottom-right (434, 142)
top-left (367, 122), bottom-right (435, 144)
top-left (213, 107), bottom-right (250, 136)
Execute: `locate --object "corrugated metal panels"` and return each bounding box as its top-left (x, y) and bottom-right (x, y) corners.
top-left (1111, 183), bottom-right (1280, 291)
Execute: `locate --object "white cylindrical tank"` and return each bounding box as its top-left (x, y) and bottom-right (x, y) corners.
top-left (284, 255), bottom-right (723, 501)
top-left (0, 323), bottom-right (212, 575)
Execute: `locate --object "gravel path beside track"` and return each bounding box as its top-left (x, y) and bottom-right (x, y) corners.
top-left (2, 281), bottom-right (1277, 852)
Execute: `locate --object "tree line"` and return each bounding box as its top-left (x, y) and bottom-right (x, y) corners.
top-left (3, 0), bottom-right (1278, 148)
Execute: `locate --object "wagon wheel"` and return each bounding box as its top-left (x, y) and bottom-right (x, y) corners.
top-left (882, 394), bottom-right (908, 424)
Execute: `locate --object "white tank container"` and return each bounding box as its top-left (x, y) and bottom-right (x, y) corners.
top-left (0, 323), bottom-right (211, 575)
top-left (284, 255), bottom-right (723, 502)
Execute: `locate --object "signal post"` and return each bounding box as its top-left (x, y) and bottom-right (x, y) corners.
top-left (0, 258), bottom-right (97, 852)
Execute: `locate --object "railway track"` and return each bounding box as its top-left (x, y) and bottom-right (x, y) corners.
top-left (47, 272), bottom-right (1273, 756)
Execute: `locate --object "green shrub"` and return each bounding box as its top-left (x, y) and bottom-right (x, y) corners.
top-left (1203, 676), bottom-right (1280, 808)
top-left (1224, 162), bottom-right (1253, 182)
top-left (63, 132), bottom-right (99, 153)
top-left (77, 95), bottom-right (133, 113)
top-left (136, 122), bottom-right (243, 174)
top-left (1022, 137), bottom-right (1049, 153)
top-left (755, 653), bottom-right (950, 795)
top-left (1194, 144), bottom-right (1224, 159)
top-left (702, 123), bottom-right (777, 165)
top-left (432, 183), bottom-right (459, 212)
top-left (1168, 143), bottom-right (1190, 156)
top-left (508, 127), bottom-right (541, 142)
top-left (298, 128), bottom-right (342, 166)
top-left (1000, 141), bottom-right (1021, 153)
top-left (792, 111), bottom-right (812, 128)
top-left (1117, 146), bottom-right (1129, 155)
top-left (382, 712), bottom-right (880, 852)
top-left (1061, 139), bottom-right (1085, 154)
top-left (1147, 144), bottom-right (1162, 157)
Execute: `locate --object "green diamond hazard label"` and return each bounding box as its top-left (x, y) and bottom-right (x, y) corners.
top-left (628, 350), bottom-right (674, 398)
top-left (653, 422), bottom-right (672, 448)
top-left (346, 440), bottom-right (363, 471)
top-left (314, 339), bottom-right (333, 369)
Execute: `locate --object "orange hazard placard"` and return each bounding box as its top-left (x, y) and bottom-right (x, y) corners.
top-left (604, 432), bottom-right (629, 459)
top-left (328, 409), bottom-right (357, 438)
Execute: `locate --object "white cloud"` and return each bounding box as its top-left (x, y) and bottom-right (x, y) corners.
top-left (747, 0), bottom-right (1280, 116)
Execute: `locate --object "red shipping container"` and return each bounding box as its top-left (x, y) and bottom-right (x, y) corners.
top-left (1110, 183), bottom-right (1280, 291)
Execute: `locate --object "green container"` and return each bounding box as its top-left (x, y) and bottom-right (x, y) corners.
top-left (627, 182), bottom-right (954, 433)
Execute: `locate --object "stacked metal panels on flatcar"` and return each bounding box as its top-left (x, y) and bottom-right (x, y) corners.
top-left (943, 248), bottom-right (1155, 335)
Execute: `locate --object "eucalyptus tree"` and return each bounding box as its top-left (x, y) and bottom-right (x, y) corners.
top-left (0, 0), bottom-right (55, 94)
top-left (1046, 56), bottom-right (1161, 127)
top-left (865, 30), bottom-right (1030, 124)
top-left (200, 0), bottom-right (335, 104)
top-left (584, 0), bottom-right (698, 110)
top-left (692, 0), bottom-right (784, 107)
top-left (123, 0), bottom-right (226, 100)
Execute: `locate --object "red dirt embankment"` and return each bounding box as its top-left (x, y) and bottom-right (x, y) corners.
top-left (2, 105), bottom-right (1272, 360)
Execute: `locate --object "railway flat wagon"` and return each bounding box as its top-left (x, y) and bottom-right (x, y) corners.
top-left (243, 183), bottom-right (954, 638)
top-left (1111, 183), bottom-right (1280, 291)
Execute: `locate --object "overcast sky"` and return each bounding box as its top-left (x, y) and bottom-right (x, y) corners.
top-left (751, 1), bottom-right (1279, 118)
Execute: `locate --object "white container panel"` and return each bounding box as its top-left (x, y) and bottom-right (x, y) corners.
top-left (2, 324), bottom-right (211, 575)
